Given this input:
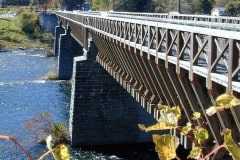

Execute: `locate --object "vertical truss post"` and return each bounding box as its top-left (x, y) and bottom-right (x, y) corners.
top-left (228, 39), bottom-right (239, 92)
top-left (176, 31), bottom-right (184, 74)
top-left (165, 29), bottom-right (172, 69)
top-left (189, 33), bottom-right (198, 81)
top-left (155, 27), bottom-right (160, 64)
top-left (207, 36), bottom-right (217, 90)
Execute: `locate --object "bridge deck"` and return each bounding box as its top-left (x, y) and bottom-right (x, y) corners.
top-left (61, 11), bottom-right (240, 93)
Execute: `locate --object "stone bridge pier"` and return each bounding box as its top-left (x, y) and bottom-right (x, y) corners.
top-left (54, 23), bottom-right (160, 147)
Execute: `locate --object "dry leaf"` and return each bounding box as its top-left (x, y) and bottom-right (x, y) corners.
top-left (152, 134), bottom-right (179, 160)
top-left (223, 128), bottom-right (240, 160)
top-left (188, 146), bottom-right (202, 159)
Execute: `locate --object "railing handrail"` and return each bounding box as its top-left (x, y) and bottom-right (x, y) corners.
top-left (56, 11), bottom-right (240, 38)
top-left (55, 11), bottom-right (240, 93)
top-left (58, 10), bottom-right (240, 25)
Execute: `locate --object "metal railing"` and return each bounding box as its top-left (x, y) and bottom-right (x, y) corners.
top-left (56, 11), bottom-right (240, 93)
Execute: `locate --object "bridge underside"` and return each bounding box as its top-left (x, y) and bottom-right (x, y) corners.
top-left (90, 30), bottom-right (240, 159)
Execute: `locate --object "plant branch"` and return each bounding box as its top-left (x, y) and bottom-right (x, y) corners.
top-left (38, 149), bottom-right (54, 160)
top-left (176, 127), bottom-right (196, 143)
top-left (202, 145), bottom-right (225, 160)
top-left (0, 134), bottom-right (33, 160)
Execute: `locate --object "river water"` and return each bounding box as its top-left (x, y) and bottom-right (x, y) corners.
top-left (0, 49), bottom-right (159, 160)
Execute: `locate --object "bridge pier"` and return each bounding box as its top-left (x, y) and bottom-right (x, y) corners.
top-left (69, 40), bottom-right (158, 147)
top-left (54, 22), bottom-right (65, 57)
top-left (57, 26), bottom-right (81, 80)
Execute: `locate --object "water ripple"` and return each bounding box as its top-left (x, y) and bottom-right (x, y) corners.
top-left (0, 80), bottom-right (66, 86)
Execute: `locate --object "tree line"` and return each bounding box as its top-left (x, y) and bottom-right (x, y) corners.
top-left (89, 0), bottom-right (239, 16)
top-left (2, 0), bottom-right (240, 16)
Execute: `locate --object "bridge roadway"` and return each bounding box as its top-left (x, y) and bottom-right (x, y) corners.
top-left (55, 11), bottom-right (240, 159)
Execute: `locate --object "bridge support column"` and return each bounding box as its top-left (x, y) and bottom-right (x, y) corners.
top-left (86, 39), bottom-right (98, 60)
top-left (54, 22), bottom-right (65, 56)
top-left (57, 26), bottom-right (77, 80)
top-left (69, 41), bottom-right (157, 147)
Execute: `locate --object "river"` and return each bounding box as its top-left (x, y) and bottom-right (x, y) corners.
top-left (0, 49), bottom-right (159, 160)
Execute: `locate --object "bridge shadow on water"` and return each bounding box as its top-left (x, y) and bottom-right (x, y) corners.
top-left (79, 143), bottom-right (191, 160)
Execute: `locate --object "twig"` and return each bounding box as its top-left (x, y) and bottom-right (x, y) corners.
top-left (38, 149), bottom-right (54, 160)
top-left (0, 134), bottom-right (12, 140)
top-left (0, 134), bottom-right (33, 160)
top-left (176, 127), bottom-right (196, 143)
top-left (202, 145), bottom-right (225, 160)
